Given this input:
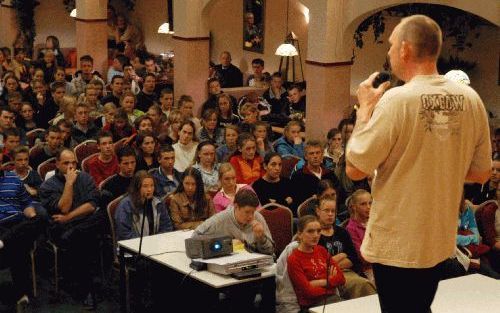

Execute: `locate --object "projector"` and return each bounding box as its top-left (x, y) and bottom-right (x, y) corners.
top-left (185, 235), bottom-right (233, 259)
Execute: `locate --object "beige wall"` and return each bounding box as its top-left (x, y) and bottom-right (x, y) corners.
top-left (34, 1), bottom-right (76, 48)
top-left (351, 16), bottom-right (499, 115)
top-left (206, 0), bottom-right (309, 78)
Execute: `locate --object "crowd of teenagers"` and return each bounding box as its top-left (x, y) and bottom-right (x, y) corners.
top-left (0, 22), bottom-right (499, 313)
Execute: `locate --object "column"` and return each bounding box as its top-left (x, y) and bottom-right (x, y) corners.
top-left (303, 0), bottom-right (353, 140)
top-left (172, 0), bottom-right (210, 113)
top-left (75, 0), bottom-right (108, 76)
top-left (0, 1), bottom-right (17, 50)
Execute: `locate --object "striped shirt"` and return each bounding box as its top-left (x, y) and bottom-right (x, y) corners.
top-left (0, 171), bottom-right (32, 223)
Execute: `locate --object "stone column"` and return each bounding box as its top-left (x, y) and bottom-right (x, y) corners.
top-left (302, 0), bottom-right (353, 140)
top-left (172, 0), bottom-right (210, 113)
top-left (0, 1), bottom-right (17, 51)
top-left (75, 0), bottom-right (108, 76)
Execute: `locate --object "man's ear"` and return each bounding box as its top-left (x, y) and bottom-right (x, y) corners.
top-left (400, 40), bottom-right (411, 62)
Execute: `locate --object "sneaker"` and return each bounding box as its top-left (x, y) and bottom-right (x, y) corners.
top-left (16, 295), bottom-right (29, 313)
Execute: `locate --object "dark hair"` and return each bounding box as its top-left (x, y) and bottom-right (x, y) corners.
top-left (337, 118), bottom-right (354, 131)
top-left (271, 72), bottom-right (282, 79)
top-left (252, 58), bottom-right (264, 67)
top-left (288, 83), bottom-right (303, 92)
top-left (494, 128), bottom-right (500, 137)
top-left (207, 77), bottom-right (220, 88)
top-left (144, 73), bottom-right (156, 82)
top-left (160, 88), bottom-right (173, 97)
top-left (7, 91), bottom-right (22, 102)
top-left (97, 130), bottom-right (114, 144)
top-left (115, 108), bottom-right (129, 122)
top-left (80, 55), bottom-right (94, 64)
top-left (201, 108), bottom-right (218, 121)
top-left (117, 146), bottom-right (136, 163)
top-left (263, 151), bottom-right (281, 166)
top-left (135, 130), bottom-right (156, 156)
top-left (178, 120), bottom-right (196, 141)
top-left (0, 107), bottom-right (15, 116)
top-left (128, 170), bottom-right (155, 215)
top-left (158, 144), bottom-right (174, 155)
top-left (46, 36), bottom-right (61, 50)
top-left (50, 81), bottom-right (66, 92)
top-left (304, 139), bottom-right (323, 152)
top-left (175, 167), bottom-right (207, 217)
top-left (317, 179), bottom-right (337, 197)
top-left (115, 54), bottom-right (129, 67)
top-left (46, 125), bottom-right (61, 136)
top-left (234, 189), bottom-right (259, 208)
top-left (194, 141), bottom-right (216, 164)
top-left (3, 128), bottom-right (20, 139)
top-left (326, 128), bottom-right (341, 140)
top-left (237, 132), bottom-right (256, 149)
top-left (111, 75), bottom-right (124, 84)
top-left (14, 48), bottom-right (26, 56)
top-left (134, 115), bottom-right (153, 130)
top-left (178, 94), bottom-right (194, 108)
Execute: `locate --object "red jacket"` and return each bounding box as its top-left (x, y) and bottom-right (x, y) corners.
top-left (229, 154), bottom-right (264, 185)
top-left (87, 154), bottom-right (119, 186)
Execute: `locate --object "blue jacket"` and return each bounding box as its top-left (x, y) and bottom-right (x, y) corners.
top-left (274, 136), bottom-right (304, 159)
top-left (0, 171), bottom-right (33, 224)
top-left (115, 195), bottom-right (173, 241)
top-left (151, 167), bottom-right (182, 198)
top-left (457, 205), bottom-right (480, 246)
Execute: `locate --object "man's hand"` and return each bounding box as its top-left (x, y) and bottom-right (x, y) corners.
top-left (356, 72), bottom-right (390, 123)
top-left (64, 168), bottom-right (78, 186)
top-left (251, 220), bottom-right (265, 241)
top-left (53, 214), bottom-right (70, 224)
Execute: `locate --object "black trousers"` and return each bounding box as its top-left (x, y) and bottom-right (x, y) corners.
top-left (50, 211), bottom-right (105, 297)
top-left (0, 216), bottom-right (45, 299)
top-left (372, 261), bottom-right (446, 313)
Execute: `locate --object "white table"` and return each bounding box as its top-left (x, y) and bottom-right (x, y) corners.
top-left (118, 230), bottom-right (276, 312)
top-left (309, 274), bottom-right (500, 313)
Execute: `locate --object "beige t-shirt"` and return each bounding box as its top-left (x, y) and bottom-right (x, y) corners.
top-left (346, 75), bottom-right (491, 268)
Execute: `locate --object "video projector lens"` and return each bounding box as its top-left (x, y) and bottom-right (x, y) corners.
top-left (210, 240), bottom-right (222, 252)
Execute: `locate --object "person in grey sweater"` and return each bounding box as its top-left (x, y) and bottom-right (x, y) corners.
top-left (193, 189), bottom-right (274, 256)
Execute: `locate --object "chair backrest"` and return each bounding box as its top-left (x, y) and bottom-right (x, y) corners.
top-left (2, 162), bottom-right (15, 172)
top-left (297, 196), bottom-right (317, 218)
top-left (74, 140), bottom-right (99, 166)
top-left (37, 157), bottom-right (57, 180)
top-left (26, 128), bottom-right (46, 147)
top-left (107, 194), bottom-right (126, 261)
top-left (281, 155), bottom-right (300, 179)
top-left (113, 137), bottom-right (128, 155)
top-left (29, 143), bottom-right (43, 159)
top-left (258, 203), bottom-right (294, 257)
top-left (81, 153), bottom-right (98, 173)
top-left (98, 173), bottom-right (117, 191)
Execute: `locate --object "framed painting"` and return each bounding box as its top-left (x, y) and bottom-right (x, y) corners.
top-left (243, 0), bottom-right (265, 53)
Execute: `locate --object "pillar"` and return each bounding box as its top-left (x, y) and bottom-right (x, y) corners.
top-left (0, 1), bottom-right (17, 50)
top-left (75, 0), bottom-right (108, 76)
top-left (302, 0), bottom-right (353, 140)
top-left (172, 0), bottom-right (210, 113)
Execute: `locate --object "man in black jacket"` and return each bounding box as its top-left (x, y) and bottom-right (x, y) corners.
top-left (213, 51), bottom-right (243, 88)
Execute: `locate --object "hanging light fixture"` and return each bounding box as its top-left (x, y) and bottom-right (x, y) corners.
top-left (158, 22), bottom-right (170, 34)
top-left (275, 0), bottom-right (298, 56)
top-left (70, 8), bottom-right (77, 18)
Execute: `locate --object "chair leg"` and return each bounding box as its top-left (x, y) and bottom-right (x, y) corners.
top-left (30, 249), bottom-right (37, 298)
top-left (125, 266), bottom-right (130, 313)
top-left (53, 244), bottom-right (59, 295)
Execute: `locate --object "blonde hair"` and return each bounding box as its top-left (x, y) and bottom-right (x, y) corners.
top-left (346, 189), bottom-right (371, 215)
top-left (103, 102), bottom-right (117, 113)
top-left (218, 162), bottom-right (235, 179)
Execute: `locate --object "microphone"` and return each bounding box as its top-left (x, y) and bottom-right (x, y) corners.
top-left (137, 197), bottom-right (151, 264)
top-left (372, 71), bottom-right (391, 88)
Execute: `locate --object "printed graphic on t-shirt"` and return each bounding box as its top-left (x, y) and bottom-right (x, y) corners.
top-left (419, 93), bottom-right (465, 140)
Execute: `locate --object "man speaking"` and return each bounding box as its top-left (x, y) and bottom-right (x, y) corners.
top-left (346, 15), bottom-right (491, 313)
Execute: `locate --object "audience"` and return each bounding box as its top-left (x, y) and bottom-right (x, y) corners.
top-left (151, 145), bottom-right (182, 197)
top-left (213, 163), bottom-right (254, 212)
top-left (216, 124), bottom-right (239, 162)
top-left (173, 120), bottom-right (198, 172)
top-left (169, 167), bottom-right (215, 230)
top-left (213, 51), bottom-right (243, 88)
top-left (135, 131), bottom-right (159, 172)
top-left (101, 146), bottom-right (137, 206)
top-left (229, 133), bottom-right (264, 184)
top-left (252, 152), bottom-right (293, 207)
top-left (274, 120), bottom-right (304, 158)
top-left (70, 103), bottom-right (99, 147)
top-left (198, 109), bottom-right (224, 146)
top-left (115, 170), bottom-right (173, 241)
top-left (86, 131), bottom-right (119, 185)
top-left (287, 215), bottom-right (345, 311)
top-left (192, 141), bottom-right (220, 193)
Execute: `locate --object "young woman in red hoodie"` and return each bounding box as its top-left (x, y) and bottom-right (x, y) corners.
top-left (287, 215), bottom-right (345, 311)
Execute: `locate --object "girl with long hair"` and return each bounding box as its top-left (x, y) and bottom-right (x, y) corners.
top-left (169, 167), bottom-right (215, 230)
top-left (135, 130), bottom-right (159, 171)
top-left (115, 170), bottom-right (173, 240)
top-left (229, 133), bottom-right (264, 184)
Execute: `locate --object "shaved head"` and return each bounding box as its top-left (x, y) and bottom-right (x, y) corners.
top-left (394, 15), bottom-right (442, 61)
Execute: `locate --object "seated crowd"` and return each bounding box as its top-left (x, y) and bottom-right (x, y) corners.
top-left (0, 29), bottom-right (499, 313)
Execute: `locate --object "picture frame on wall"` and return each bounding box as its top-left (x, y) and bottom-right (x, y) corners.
top-left (243, 0), bottom-right (265, 53)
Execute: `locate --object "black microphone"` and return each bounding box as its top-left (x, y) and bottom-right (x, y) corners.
top-left (372, 71), bottom-right (391, 88)
top-left (137, 197), bottom-right (151, 264)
